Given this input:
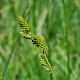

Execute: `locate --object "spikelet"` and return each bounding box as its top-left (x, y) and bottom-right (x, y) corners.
top-left (38, 36), bottom-right (47, 54)
top-left (18, 16), bottom-right (30, 34)
top-left (20, 31), bottom-right (31, 39)
top-left (39, 53), bottom-right (53, 75)
top-left (30, 35), bottom-right (47, 54)
top-left (31, 35), bottom-right (40, 47)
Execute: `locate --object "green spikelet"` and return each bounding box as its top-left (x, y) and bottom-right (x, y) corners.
top-left (39, 53), bottom-right (53, 75)
top-left (38, 36), bottom-right (47, 54)
top-left (31, 35), bottom-right (47, 54)
top-left (20, 31), bottom-right (31, 39)
top-left (18, 16), bottom-right (30, 33)
top-left (31, 35), bottom-right (40, 47)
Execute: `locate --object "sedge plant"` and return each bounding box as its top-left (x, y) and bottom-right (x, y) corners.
top-left (18, 16), bottom-right (53, 75)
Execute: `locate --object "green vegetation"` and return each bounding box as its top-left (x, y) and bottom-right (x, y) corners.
top-left (18, 16), bottom-right (53, 75)
top-left (0, 0), bottom-right (80, 80)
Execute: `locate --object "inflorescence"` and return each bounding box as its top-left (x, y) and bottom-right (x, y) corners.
top-left (18, 16), bottom-right (53, 75)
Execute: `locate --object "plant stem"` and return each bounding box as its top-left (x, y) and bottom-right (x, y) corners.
top-left (2, 36), bottom-right (20, 80)
top-left (76, 9), bottom-right (80, 80)
top-left (62, 0), bottom-right (71, 80)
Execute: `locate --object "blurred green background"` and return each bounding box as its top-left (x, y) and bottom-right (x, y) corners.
top-left (0, 0), bottom-right (80, 80)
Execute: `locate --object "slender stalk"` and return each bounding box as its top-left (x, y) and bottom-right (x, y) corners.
top-left (2, 36), bottom-right (20, 80)
top-left (66, 37), bottom-right (70, 80)
top-left (76, 72), bottom-right (80, 80)
top-left (76, 9), bottom-right (80, 80)
top-left (65, 13), bottom-right (70, 80)
top-left (62, 0), bottom-right (71, 80)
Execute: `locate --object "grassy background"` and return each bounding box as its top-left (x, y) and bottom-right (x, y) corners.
top-left (0, 0), bottom-right (80, 80)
